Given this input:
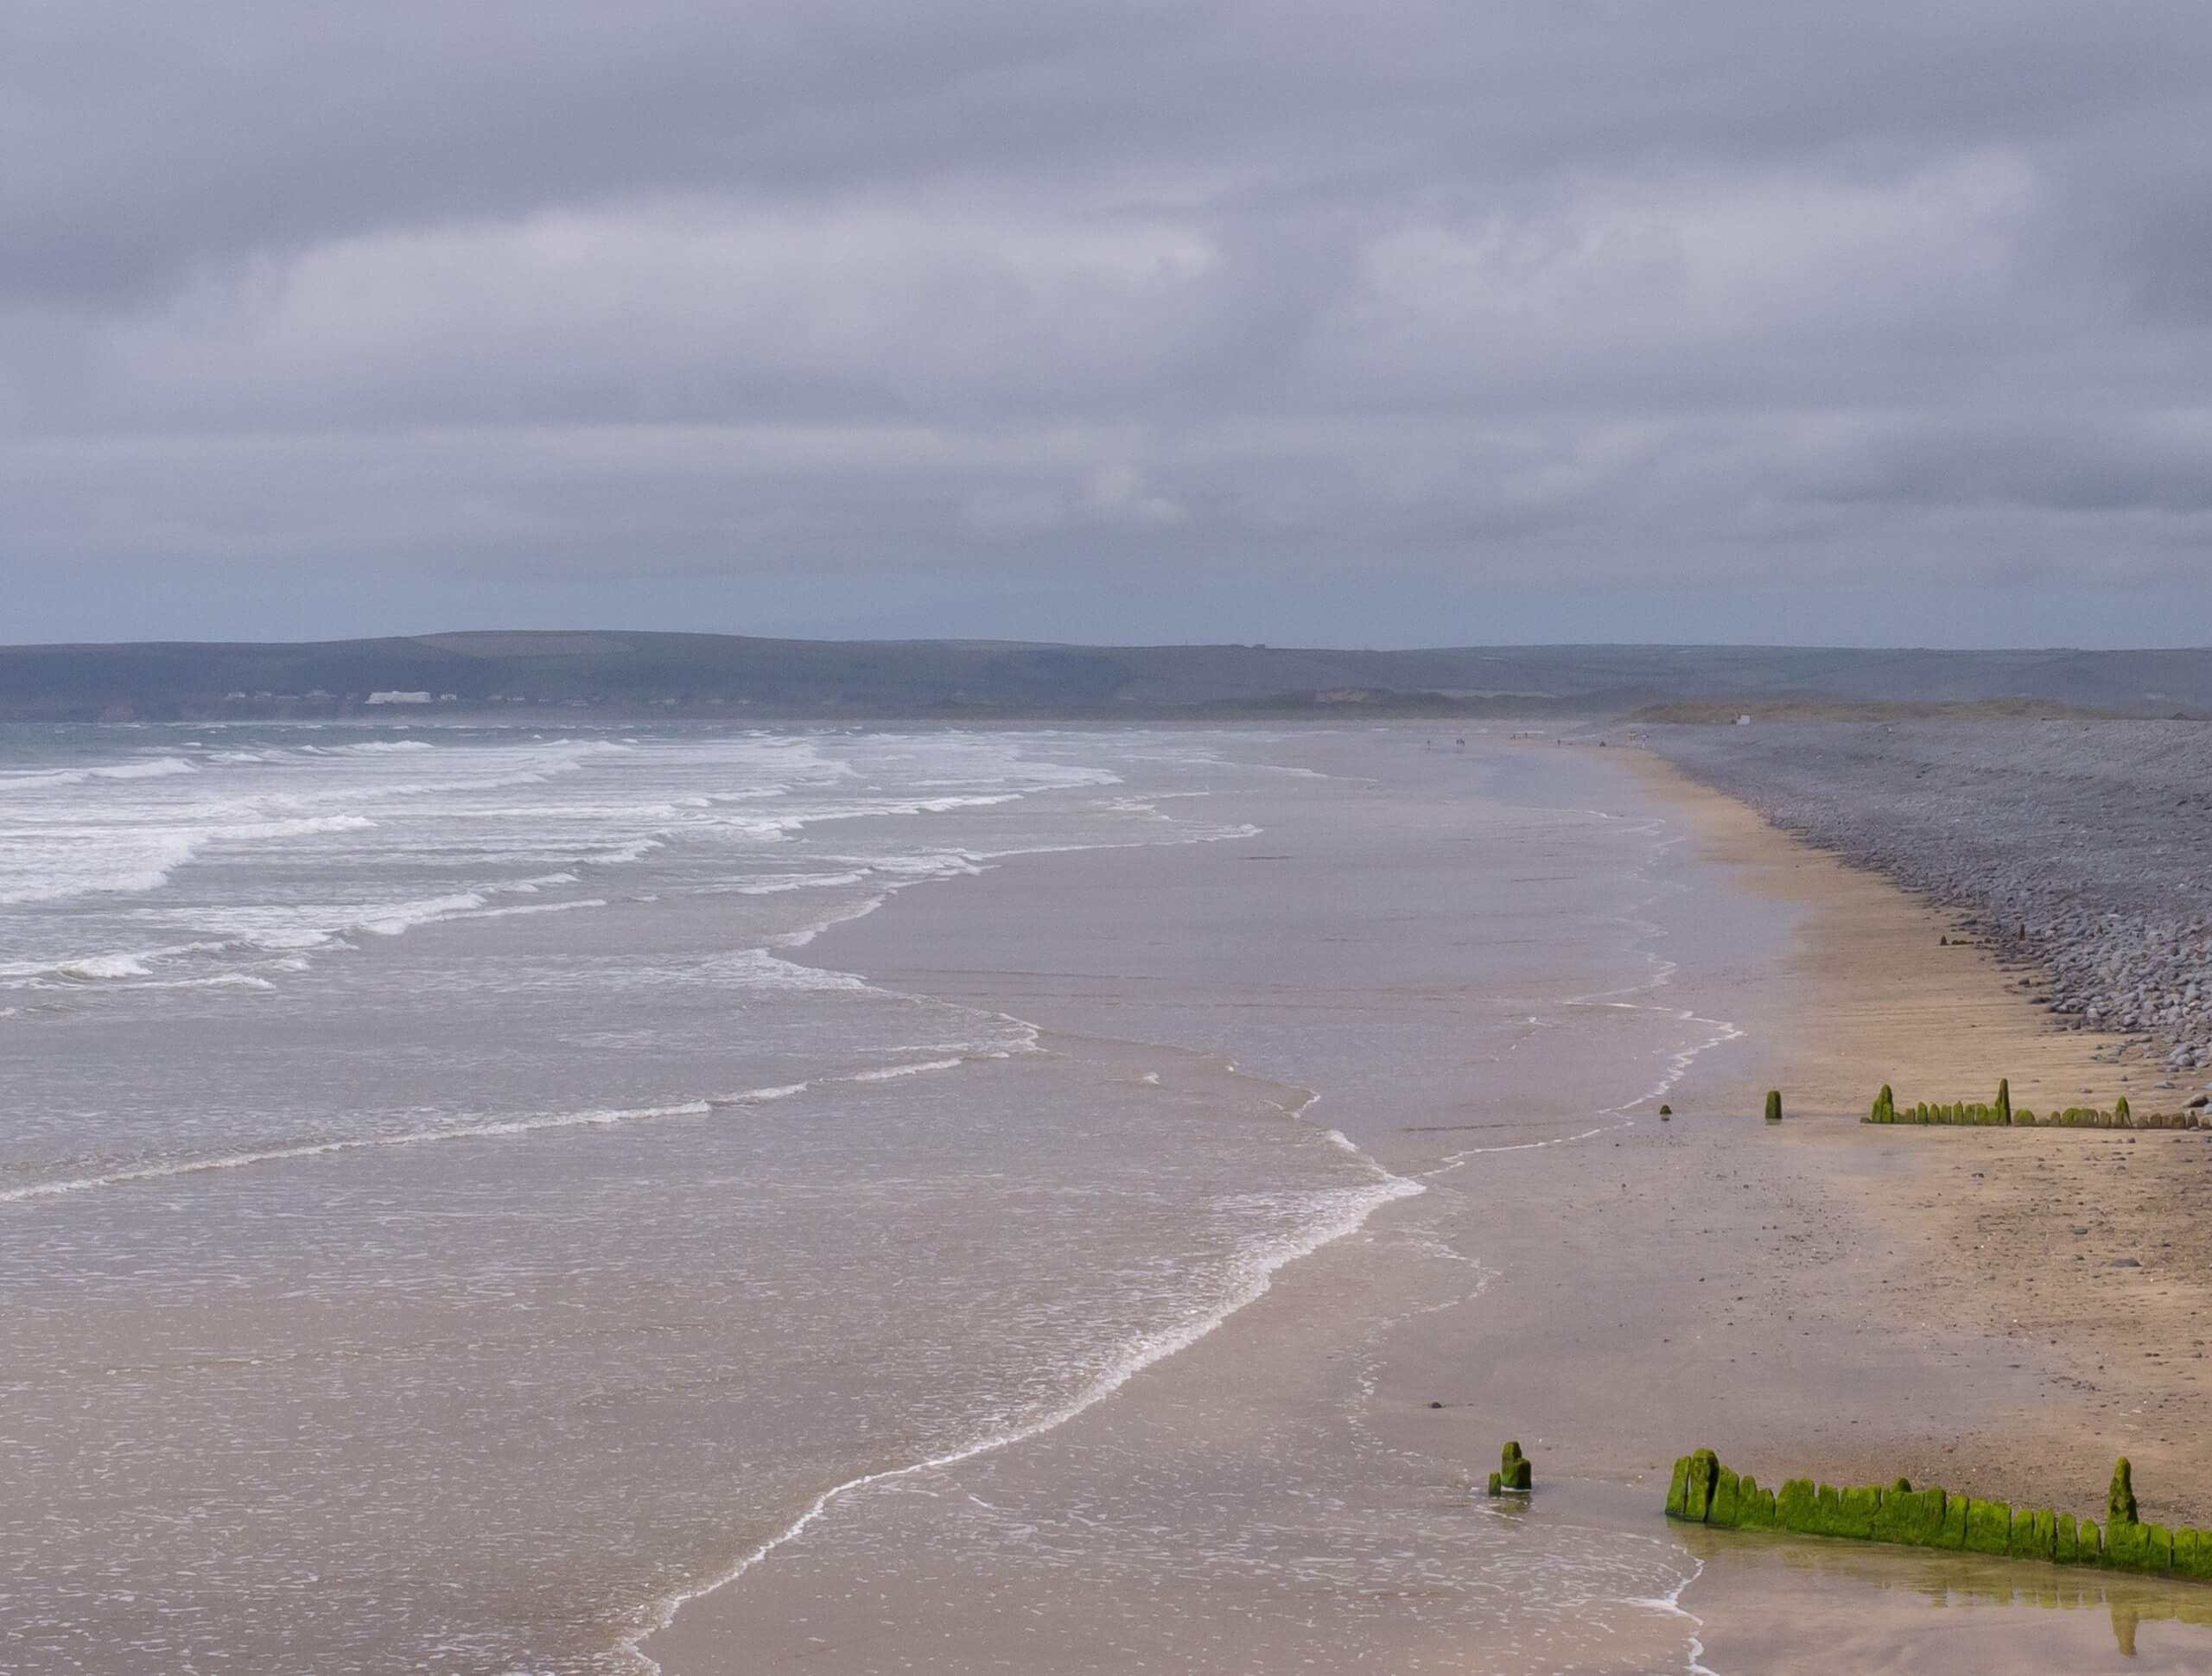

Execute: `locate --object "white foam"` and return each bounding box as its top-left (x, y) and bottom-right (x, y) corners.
top-left (729, 871), bottom-right (873, 895)
top-left (587, 838), bottom-right (665, 867)
top-left (849, 1057), bottom-right (967, 1082)
top-left (55, 954), bottom-right (152, 981)
top-left (355, 893), bottom-right (490, 936)
top-left (708, 949), bottom-right (875, 992)
top-left (773, 893), bottom-right (894, 951)
top-left (714, 1082), bottom-right (813, 1105)
top-left (2, 754), bottom-right (197, 788)
top-left (0, 813), bottom-right (377, 906)
top-left (0, 937), bottom-right (238, 985)
top-left (92, 755), bottom-right (197, 782)
top-left (447, 898), bottom-right (610, 923)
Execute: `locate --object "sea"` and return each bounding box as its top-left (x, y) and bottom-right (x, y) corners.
top-left (0, 722), bottom-right (1437, 1675)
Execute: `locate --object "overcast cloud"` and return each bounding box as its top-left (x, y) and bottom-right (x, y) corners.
top-left (6, 1), bottom-right (2211, 645)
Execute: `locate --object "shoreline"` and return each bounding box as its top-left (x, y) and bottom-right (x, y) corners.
top-left (621, 1051), bottom-right (1425, 1676)
top-left (642, 726), bottom-right (2212, 1674)
top-left (1647, 719), bottom-right (2212, 1084)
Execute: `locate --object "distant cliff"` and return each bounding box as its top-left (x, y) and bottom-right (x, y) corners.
top-left (3, 632), bottom-right (2210, 721)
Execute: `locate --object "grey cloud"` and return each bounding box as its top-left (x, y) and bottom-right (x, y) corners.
top-left (6, 2), bottom-right (2212, 644)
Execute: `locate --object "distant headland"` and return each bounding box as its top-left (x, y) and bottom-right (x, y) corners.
top-left (3, 632), bottom-right (2209, 722)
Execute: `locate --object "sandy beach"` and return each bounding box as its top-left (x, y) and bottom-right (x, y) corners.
top-left (1628, 749), bottom-right (2212, 1530)
top-left (639, 727), bottom-right (2212, 1675)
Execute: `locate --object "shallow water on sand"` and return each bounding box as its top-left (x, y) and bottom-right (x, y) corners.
top-left (0, 723), bottom-right (1407, 1674)
top-left (641, 731), bottom-right (1738, 1676)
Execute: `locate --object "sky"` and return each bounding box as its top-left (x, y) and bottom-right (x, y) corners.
top-left (6, 1), bottom-right (2212, 648)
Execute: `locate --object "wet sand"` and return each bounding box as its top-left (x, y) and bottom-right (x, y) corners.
top-left (643, 728), bottom-right (2212, 1674)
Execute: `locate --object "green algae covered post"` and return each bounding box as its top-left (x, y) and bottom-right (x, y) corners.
top-left (2108, 1519), bottom-right (2145, 1570)
top-left (1941, 1493), bottom-right (1969, 1549)
top-left (2175, 1527), bottom-right (2203, 1579)
top-left (1836, 1485), bottom-right (1880, 1540)
top-left (1870, 1482), bottom-right (1907, 1543)
top-left (1775, 1476), bottom-right (1817, 1533)
top-left (1964, 1498), bottom-right (2012, 1555)
top-left (2176, 1527), bottom-right (2212, 1581)
top-left (1764, 1089), bottom-right (1783, 1123)
top-left (1736, 1475), bottom-right (1777, 1530)
top-left (1498, 1440), bottom-right (1532, 1493)
top-left (1657, 1450), bottom-right (2212, 1590)
top-left (1710, 1465), bottom-right (1741, 1528)
top-left (1488, 1441), bottom-right (1532, 1497)
top-left (2011, 1508), bottom-right (2057, 1562)
top-left (2146, 1524), bottom-right (2176, 1573)
top-left (1879, 1485), bottom-right (1948, 1547)
top-left (1995, 1078), bottom-right (2012, 1123)
top-left (1682, 1448), bottom-right (1719, 1521)
top-left (1812, 1484), bottom-right (1846, 1535)
top-left (2111, 1457), bottom-right (2139, 1528)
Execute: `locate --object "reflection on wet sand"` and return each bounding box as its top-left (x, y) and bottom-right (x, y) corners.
top-left (1681, 1527), bottom-right (2212, 1658)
